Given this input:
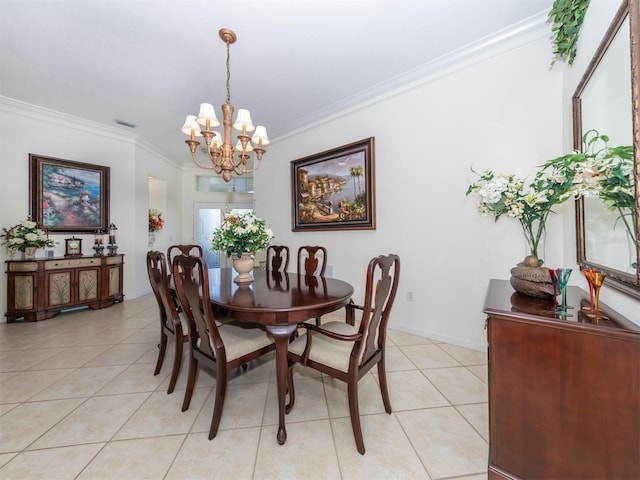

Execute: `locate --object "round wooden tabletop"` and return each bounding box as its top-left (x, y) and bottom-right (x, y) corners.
top-left (206, 268), bottom-right (354, 324)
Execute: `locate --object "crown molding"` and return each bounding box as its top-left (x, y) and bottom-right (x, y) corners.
top-left (272, 11), bottom-right (551, 142)
top-left (0, 96), bottom-right (137, 141)
top-left (0, 96), bottom-right (175, 167)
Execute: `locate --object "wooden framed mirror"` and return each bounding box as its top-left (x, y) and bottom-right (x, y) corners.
top-left (573, 0), bottom-right (640, 297)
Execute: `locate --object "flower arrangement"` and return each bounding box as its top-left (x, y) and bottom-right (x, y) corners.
top-left (210, 211), bottom-right (274, 257)
top-left (1, 217), bottom-right (56, 253)
top-left (466, 130), bottom-right (635, 265)
top-left (149, 209), bottom-right (165, 233)
top-left (466, 166), bottom-right (575, 265)
top-left (540, 130), bottom-right (635, 244)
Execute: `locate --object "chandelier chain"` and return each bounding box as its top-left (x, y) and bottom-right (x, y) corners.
top-left (226, 40), bottom-right (231, 105)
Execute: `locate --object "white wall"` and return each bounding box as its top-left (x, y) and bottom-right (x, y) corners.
top-left (131, 142), bottom-right (183, 297)
top-left (256, 26), bottom-right (564, 350)
top-left (0, 97), bottom-right (182, 314)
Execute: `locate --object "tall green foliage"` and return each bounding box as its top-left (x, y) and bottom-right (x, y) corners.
top-left (549, 0), bottom-right (591, 67)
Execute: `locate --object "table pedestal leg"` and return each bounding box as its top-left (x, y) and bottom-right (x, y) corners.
top-left (266, 323), bottom-right (298, 445)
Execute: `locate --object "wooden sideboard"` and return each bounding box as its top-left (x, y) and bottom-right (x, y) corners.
top-left (483, 279), bottom-right (639, 480)
top-left (5, 254), bottom-right (124, 322)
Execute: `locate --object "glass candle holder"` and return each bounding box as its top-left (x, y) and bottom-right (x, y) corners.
top-left (555, 268), bottom-right (573, 317)
top-left (591, 271), bottom-right (607, 321)
top-left (582, 269), bottom-right (596, 312)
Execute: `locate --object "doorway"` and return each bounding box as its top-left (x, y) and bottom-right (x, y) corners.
top-left (194, 202), bottom-right (252, 268)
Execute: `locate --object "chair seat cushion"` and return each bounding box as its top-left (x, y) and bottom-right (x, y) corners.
top-left (214, 312), bottom-right (237, 326)
top-left (288, 321), bottom-right (358, 373)
top-left (218, 324), bottom-right (275, 362)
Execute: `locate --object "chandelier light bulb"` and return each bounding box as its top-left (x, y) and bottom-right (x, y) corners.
top-left (233, 109), bottom-right (255, 132)
top-left (252, 126), bottom-right (269, 147)
top-left (181, 115), bottom-right (202, 139)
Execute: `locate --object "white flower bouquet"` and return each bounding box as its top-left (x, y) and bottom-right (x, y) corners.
top-left (210, 211), bottom-right (274, 257)
top-left (1, 217), bottom-right (56, 253)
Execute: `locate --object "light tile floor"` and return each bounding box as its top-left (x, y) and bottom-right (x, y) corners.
top-left (0, 294), bottom-right (489, 480)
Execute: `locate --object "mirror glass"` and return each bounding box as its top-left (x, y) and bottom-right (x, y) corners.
top-left (574, 0), bottom-right (639, 296)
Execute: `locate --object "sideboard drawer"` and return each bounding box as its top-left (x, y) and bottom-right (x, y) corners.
top-left (8, 261), bottom-right (38, 272)
top-left (45, 258), bottom-right (101, 270)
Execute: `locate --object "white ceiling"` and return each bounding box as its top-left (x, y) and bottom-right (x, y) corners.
top-left (0, 0), bottom-right (552, 165)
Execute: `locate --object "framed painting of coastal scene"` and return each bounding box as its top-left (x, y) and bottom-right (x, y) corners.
top-left (291, 137), bottom-right (376, 231)
top-left (29, 154), bottom-right (110, 233)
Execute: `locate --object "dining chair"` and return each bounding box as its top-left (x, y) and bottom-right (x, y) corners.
top-left (166, 244), bottom-right (203, 306)
top-left (297, 245), bottom-right (327, 276)
top-left (266, 245), bottom-right (290, 272)
top-left (167, 243), bottom-right (238, 320)
top-left (172, 253), bottom-right (276, 439)
top-left (167, 244), bottom-right (203, 268)
top-left (146, 250), bottom-right (188, 394)
top-left (286, 253), bottom-right (400, 454)
top-left (297, 245), bottom-right (327, 325)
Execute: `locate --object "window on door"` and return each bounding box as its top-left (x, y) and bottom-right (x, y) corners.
top-left (194, 203), bottom-right (252, 268)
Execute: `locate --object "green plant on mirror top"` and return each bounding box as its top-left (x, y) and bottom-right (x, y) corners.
top-left (549, 0), bottom-right (591, 67)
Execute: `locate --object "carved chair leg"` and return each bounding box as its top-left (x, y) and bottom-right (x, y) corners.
top-left (167, 335), bottom-right (183, 394)
top-left (181, 354), bottom-right (198, 412)
top-left (347, 380), bottom-right (365, 455)
top-left (154, 332), bottom-right (168, 376)
top-left (377, 358), bottom-right (392, 414)
top-left (208, 369), bottom-right (228, 440)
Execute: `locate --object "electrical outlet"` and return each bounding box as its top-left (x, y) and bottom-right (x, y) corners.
top-left (407, 291), bottom-right (414, 302)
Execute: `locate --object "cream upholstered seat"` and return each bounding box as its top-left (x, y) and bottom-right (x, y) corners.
top-left (288, 321), bottom-right (357, 373)
top-left (172, 253), bottom-right (275, 439)
top-left (287, 253), bottom-right (400, 455)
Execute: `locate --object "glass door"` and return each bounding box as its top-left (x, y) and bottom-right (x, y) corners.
top-left (194, 202), bottom-right (252, 268)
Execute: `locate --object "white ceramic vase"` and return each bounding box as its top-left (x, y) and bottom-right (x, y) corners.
top-left (232, 252), bottom-right (254, 283)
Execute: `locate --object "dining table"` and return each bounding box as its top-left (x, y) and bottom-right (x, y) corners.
top-left (206, 267), bottom-right (354, 445)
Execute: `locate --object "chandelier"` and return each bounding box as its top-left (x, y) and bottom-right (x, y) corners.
top-left (181, 28), bottom-right (268, 182)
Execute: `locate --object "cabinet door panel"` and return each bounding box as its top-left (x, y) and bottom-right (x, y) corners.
top-left (107, 266), bottom-right (120, 296)
top-left (13, 275), bottom-right (35, 310)
top-left (78, 268), bottom-right (99, 301)
top-left (46, 271), bottom-right (73, 307)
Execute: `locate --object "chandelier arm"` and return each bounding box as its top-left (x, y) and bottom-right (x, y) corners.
top-left (233, 158), bottom-right (261, 175)
top-left (234, 165), bottom-right (258, 175)
top-left (206, 146), bottom-right (224, 169)
top-left (190, 152), bottom-right (216, 170)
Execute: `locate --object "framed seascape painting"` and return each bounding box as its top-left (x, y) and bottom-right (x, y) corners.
top-left (291, 137), bottom-right (376, 231)
top-left (29, 154), bottom-right (110, 233)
